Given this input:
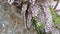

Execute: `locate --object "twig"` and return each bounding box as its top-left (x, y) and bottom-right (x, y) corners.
top-left (54, 0), bottom-right (59, 10)
top-left (14, 16), bottom-right (18, 30)
top-left (25, 2), bottom-right (31, 30)
top-left (55, 9), bottom-right (60, 12)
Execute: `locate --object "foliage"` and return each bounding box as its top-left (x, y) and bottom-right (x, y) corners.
top-left (32, 17), bottom-right (44, 34)
top-left (49, 7), bottom-right (60, 30)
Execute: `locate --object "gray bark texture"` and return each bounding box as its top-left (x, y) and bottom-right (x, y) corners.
top-left (0, 0), bottom-right (60, 34)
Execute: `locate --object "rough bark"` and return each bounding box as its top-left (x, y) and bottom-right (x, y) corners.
top-left (5, 0), bottom-right (60, 34)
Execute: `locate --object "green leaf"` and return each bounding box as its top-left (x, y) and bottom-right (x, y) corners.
top-left (49, 7), bottom-right (54, 16)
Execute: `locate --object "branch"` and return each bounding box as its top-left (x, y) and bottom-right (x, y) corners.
top-left (54, 0), bottom-right (59, 10)
top-left (55, 9), bottom-right (60, 12)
